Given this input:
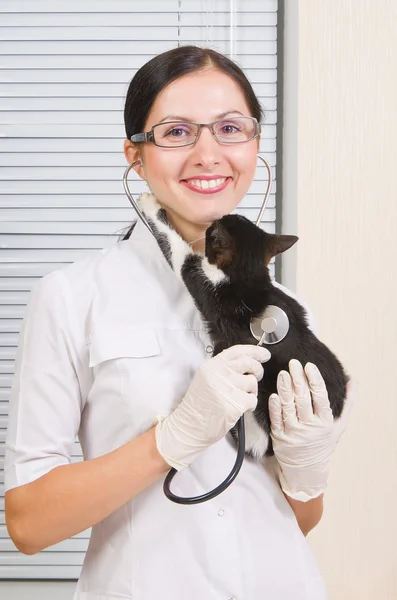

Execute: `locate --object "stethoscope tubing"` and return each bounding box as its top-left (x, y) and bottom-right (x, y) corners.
top-left (123, 154), bottom-right (273, 504)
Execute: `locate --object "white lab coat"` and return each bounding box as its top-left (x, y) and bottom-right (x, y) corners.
top-left (5, 217), bottom-right (328, 600)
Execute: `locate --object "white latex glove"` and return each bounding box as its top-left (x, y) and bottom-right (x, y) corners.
top-left (154, 344), bottom-right (271, 470)
top-left (268, 359), bottom-right (354, 502)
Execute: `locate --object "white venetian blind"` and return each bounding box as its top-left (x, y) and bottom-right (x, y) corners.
top-left (0, 0), bottom-right (278, 579)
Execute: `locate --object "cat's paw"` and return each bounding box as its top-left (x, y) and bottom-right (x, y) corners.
top-left (229, 412), bottom-right (271, 460)
top-left (201, 256), bottom-right (230, 285)
top-left (138, 192), bottom-right (193, 275)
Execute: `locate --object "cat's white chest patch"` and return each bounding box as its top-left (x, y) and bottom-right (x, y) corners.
top-left (201, 257), bottom-right (229, 285)
top-left (243, 411), bottom-right (270, 459)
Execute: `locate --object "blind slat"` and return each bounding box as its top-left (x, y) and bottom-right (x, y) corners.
top-left (2, 68), bottom-right (277, 84)
top-left (0, 82), bottom-right (274, 97)
top-left (0, 137), bottom-right (276, 152)
top-left (0, 265), bottom-right (70, 279)
top-left (0, 319), bottom-right (24, 331)
top-left (1, 210), bottom-right (276, 235)
top-left (0, 565), bottom-right (82, 578)
top-left (0, 95), bottom-right (277, 111)
top-left (0, 40), bottom-right (277, 55)
top-left (0, 193), bottom-right (276, 209)
top-left (0, 550), bottom-right (88, 564)
top-left (0, 26), bottom-right (277, 42)
top-left (0, 152), bottom-right (276, 167)
top-left (0, 165), bottom-right (276, 180)
top-left (0, 108), bottom-right (277, 124)
top-left (0, 12), bottom-right (274, 27)
top-left (0, 1), bottom-right (277, 13)
top-left (0, 179), bottom-right (276, 195)
top-left (0, 538), bottom-right (89, 553)
top-left (0, 123), bottom-right (277, 138)
top-left (0, 53), bottom-right (276, 69)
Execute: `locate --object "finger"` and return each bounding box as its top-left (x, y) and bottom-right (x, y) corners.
top-left (229, 355), bottom-right (264, 381)
top-left (221, 344), bottom-right (271, 364)
top-left (304, 362), bottom-right (333, 423)
top-left (245, 391), bottom-right (260, 412)
top-left (235, 372), bottom-right (258, 395)
top-left (277, 370), bottom-right (299, 429)
top-left (289, 359), bottom-right (314, 423)
top-left (269, 394), bottom-right (284, 435)
top-left (229, 384), bottom-right (259, 413)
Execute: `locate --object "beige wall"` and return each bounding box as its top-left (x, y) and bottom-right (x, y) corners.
top-left (281, 1), bottom-right (397, 598)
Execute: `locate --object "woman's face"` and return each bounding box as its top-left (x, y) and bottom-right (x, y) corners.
top-left (124, 68), bottom-right (259, 247)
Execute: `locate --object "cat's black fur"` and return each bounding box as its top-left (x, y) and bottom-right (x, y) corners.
top-left (180, 214), bottom-right (350, 458)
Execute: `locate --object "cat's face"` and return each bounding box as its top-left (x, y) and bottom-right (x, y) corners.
top-left (205, 214), bottom-right (298, 278)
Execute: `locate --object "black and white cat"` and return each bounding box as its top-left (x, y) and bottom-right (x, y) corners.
top-left (138, 193), bottom-right (349, 459)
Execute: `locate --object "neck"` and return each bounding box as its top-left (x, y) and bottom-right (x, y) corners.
top-left (165, 210), bottom-right (209, 254)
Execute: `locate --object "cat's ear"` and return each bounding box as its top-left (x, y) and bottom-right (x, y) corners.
top-left (265, 234), bottom-right (298, 264)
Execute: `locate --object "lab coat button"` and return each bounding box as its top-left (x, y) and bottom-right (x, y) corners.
top-left (217, 508), bottom-right (225, 516)
top-left (205, 344), bottom-right (213, 354)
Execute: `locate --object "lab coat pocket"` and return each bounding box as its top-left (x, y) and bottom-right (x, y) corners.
top-left (89, 327), bottom-right (160, 367)
top-left (89, 325), bottom-right (181, 437)
top-left (88, 325), bottom-right (205, 439)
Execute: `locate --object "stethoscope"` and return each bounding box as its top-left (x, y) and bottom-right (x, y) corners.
top-left (123, 154), bottom-right (290, 504)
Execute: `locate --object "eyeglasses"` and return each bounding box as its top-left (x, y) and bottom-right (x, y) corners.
top-left (130, 116), bottom-right (261, 148)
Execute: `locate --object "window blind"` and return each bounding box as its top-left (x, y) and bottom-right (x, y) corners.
top-left (0, 0), bottom-right (278, 579)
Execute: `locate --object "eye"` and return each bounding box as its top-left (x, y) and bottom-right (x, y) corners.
top-left (165, 127), bottom-right (189, 137)
top-left (219, 123), bottom-right (240, 135)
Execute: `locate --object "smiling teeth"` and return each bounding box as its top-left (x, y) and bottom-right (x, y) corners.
top-left (188, 178), bottom-right (226, 189)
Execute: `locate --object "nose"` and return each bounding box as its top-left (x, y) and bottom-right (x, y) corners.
top-left (189, 125), bottom-right (222, 170)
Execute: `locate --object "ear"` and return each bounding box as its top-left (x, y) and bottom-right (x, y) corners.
top-left (265, 234), bottom-right (298, 264)
top-left (123, 140), bottom-right (147, 180)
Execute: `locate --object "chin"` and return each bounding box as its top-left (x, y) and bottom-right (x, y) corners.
top-left (199, 204), bottom-right (232, 222)
top-left (195, 213), bottom-right (225, 226)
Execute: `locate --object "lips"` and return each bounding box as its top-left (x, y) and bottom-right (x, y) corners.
top-left (181, 176), bottom-right (231, 194)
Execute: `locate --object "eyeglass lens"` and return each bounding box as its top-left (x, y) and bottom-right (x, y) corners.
top-left (153, 117), bottom-right (257, 147)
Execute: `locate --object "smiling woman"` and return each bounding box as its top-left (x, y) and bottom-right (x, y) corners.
top-left (122, 46), bottom-right (264, 251)
top-left (4, 44), bottom-right (333, 600)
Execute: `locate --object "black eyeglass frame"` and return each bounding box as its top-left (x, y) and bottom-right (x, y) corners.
top-left (129, 116), bottom-right (261, 148)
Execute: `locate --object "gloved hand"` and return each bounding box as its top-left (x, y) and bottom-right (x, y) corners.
top-left (154, 344), bottom-right (271, 470)
top-left (268, 359), bottom-right (354, 502)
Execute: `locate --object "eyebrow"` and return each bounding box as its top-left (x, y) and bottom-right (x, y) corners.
top-left (158, 110), bottom-right (245, 124)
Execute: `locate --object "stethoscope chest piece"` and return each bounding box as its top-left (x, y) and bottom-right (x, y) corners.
top-left (250, 305), bottom-right (290, 345)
